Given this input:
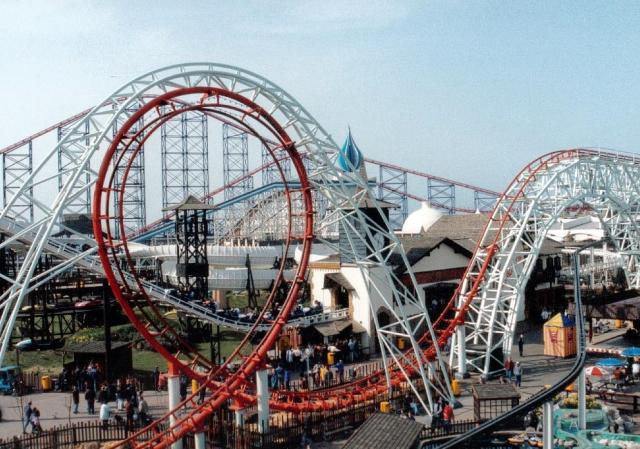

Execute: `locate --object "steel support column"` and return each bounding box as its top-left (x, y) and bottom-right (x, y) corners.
top-left (428, 178), bottom-right (455, 214)
top-left (113, 104), bottom-right (146, 238)
top-left (161, 111), bottom-right (209, 211)
top-left (3, 141), bottom-right (33, 222)
top-left (58, 120), bottom-right (91, 214)
top-left (378, 164), bottom-right (408, 230)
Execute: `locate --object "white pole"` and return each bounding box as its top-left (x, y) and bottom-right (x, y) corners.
top-left (543, 400), bottom-right (554, 449)
top-left (167, 364), bottom-right (183, 449)
top-left (256, 369), bottom-right (269, 433)
top-left (578, 369), bottom-right (586, 429)
top-left (194, 431), bottom-right (205, 449)
top-left (589, 247), bottom-right (595, 288)
top-left (456, 325), bottom-right (467, 378)
top-left (235, 408), bottom-right (245, 427)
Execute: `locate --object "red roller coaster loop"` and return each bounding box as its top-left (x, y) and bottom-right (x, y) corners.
top-left (93, 86), bottom-right (314, 448)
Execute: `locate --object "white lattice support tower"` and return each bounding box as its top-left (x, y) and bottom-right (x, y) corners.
top-left (378, 164), bottom-right (408, 230)
top-left (222, 123), bottom-right (253, 239)
top-left (452, 150), bottom-right (640, 376)
top-left (427, 178), bottom-right (455, 214)
top-left (161, 111), bottom-right (209, 210)
top-left (112, 103), bottom-right (146, 238)
top-left (3, 141), bottom-right (33, 222)
top-left (0, 65), bottom-right (452, 434)
top-left (262, 142), bottom-right (291, 185)
top-left (474, 189), bottom-right (498, 212)
top-left (58, 120), bottom-right (92, 215)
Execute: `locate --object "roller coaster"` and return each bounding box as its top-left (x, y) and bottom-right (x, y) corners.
top-left (1, 63), bottom-right (639, 448)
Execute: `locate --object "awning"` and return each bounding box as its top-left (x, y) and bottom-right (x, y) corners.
top-left (312, 320), bottom-right (366, 337)
top-left (351, 321), bottom-right (367, 334)
top-left (568, 295), bottom-right (640, 321)
top-left (323, 272), bottom-right (355, 290)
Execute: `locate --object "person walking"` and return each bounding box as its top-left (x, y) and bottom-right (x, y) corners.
top-left (514, 361), bottom-right (523, 387)
top-left (431, 398), bottom-right (443, 431)
top-left (138, 393), bottom-right (149, 424)
top-left (98, 385), bottom-right (108, 404)
top-left (504, 358), bottom-right (513, 382)
top-left (30, 407), bottom-right (42, 434)
top-left (152, 367), bottom-right (160, 392)
top-left (518, 334), bottom-right (525, 357)
top-left (116, 380), bottom-right (125, 411)
top-left (179, 376), bottom-right (187, 402)
top-left (442, 401), bottom-right (454, 432)
top-left (99, 401), bottom-right (110, 430)
top-left (125, 399), bottom-right (135, 432)
top-left (348, 337), bottom-right (356, 363)
top-left (85, 386), bottom-right (96, 414)
top-left (72, 386), bottom-right (80, 414)
top-left (22, 401), bottom-right (33, 433)
top-left (336, 360), bottom-right (345, 384)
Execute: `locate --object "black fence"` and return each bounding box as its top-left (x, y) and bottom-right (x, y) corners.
top-left (0, 393), bottom-right (487, 449)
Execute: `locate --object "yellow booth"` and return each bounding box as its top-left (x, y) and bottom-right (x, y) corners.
top-left (543, 313), bottom-right (576, 357)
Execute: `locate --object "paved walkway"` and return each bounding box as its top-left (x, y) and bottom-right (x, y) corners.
top-left (0, 389), bottom-right (168, 439)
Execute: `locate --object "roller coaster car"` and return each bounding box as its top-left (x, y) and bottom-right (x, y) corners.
top-left (74, 298), bottom-right (102, 309)
top-left (20, 304), bottom-right (55, 313)
top-left (0, 366), bottom-right (21, 395)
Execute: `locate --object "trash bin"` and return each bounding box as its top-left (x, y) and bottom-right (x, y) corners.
top-left (191, 379), bottom-right (199, 393)
top-left (41, 375), bottom-right (51, 392)
top-left (451, 378), bottom-right (460, 396)
top-left (327, 352), bottom-right (335, 365)
top-left (615, 319), bottom-right (624, 329)
top-left (380, 401), bottom-right (391, 413)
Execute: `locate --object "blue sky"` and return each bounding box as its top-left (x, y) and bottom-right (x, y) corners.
top-left (1, 1), bottom-right (640, 192)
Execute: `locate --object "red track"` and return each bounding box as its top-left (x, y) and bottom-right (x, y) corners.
top-left (69, 90), bottom-right (630, 448)
top-left (88, 86), bottom-right (517, 448)
top-left (90, 90), bottom-right (593, 448)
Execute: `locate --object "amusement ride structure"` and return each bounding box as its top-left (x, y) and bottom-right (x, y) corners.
top-left (0, 63), bottom-right (639, 448)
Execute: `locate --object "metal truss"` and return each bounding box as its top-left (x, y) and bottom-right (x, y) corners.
top-left (223, 124), bottom-right (252, 199)
top-left (112, 104), bottom-right (146, 238)
top-left (451, 150), bottom-right (640, 376)
top-left (262, 142), bottom-right (291, 185)
top-left (0, 63), bottom-right (452, 448)
top-left (222, 124), bottom-right (253, 240)
top-left (161, 111), bottom-right (209, 210)
top-left (378, 164), bottom-right (408, 230)
top-left (474, 189), bottom-right (498, 212)
top-left (58, 120), bottom-right (92, 215)
top-left (428, 178), bottom-right (455, 214)
top-left (2, 141), bottom-right (33, 222)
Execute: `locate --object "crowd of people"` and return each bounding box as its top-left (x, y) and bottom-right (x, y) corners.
top-left (52, 361), bottom-right (152, 432)
top-left (265, 337), bottom-right (365, 391)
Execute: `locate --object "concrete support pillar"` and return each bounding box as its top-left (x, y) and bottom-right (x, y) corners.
top-left (543, 401), bottom-right (554, 449)
top-left (256, 369), bottom-right (269, 433)
top-left (578, 369), bottom-right (587, 430)
top-left (456, 325), bottom-right (467, 378)
top-left (167, 363), bottom-right (183, 449)
top-left (194, 431), bottom-right (205, 449)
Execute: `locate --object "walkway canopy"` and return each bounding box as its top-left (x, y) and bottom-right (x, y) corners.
top-left (342, 412), bottom-right (424, 449)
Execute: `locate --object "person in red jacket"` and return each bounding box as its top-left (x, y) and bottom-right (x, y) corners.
top-left (442, 401), bottom-right (454, 432)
